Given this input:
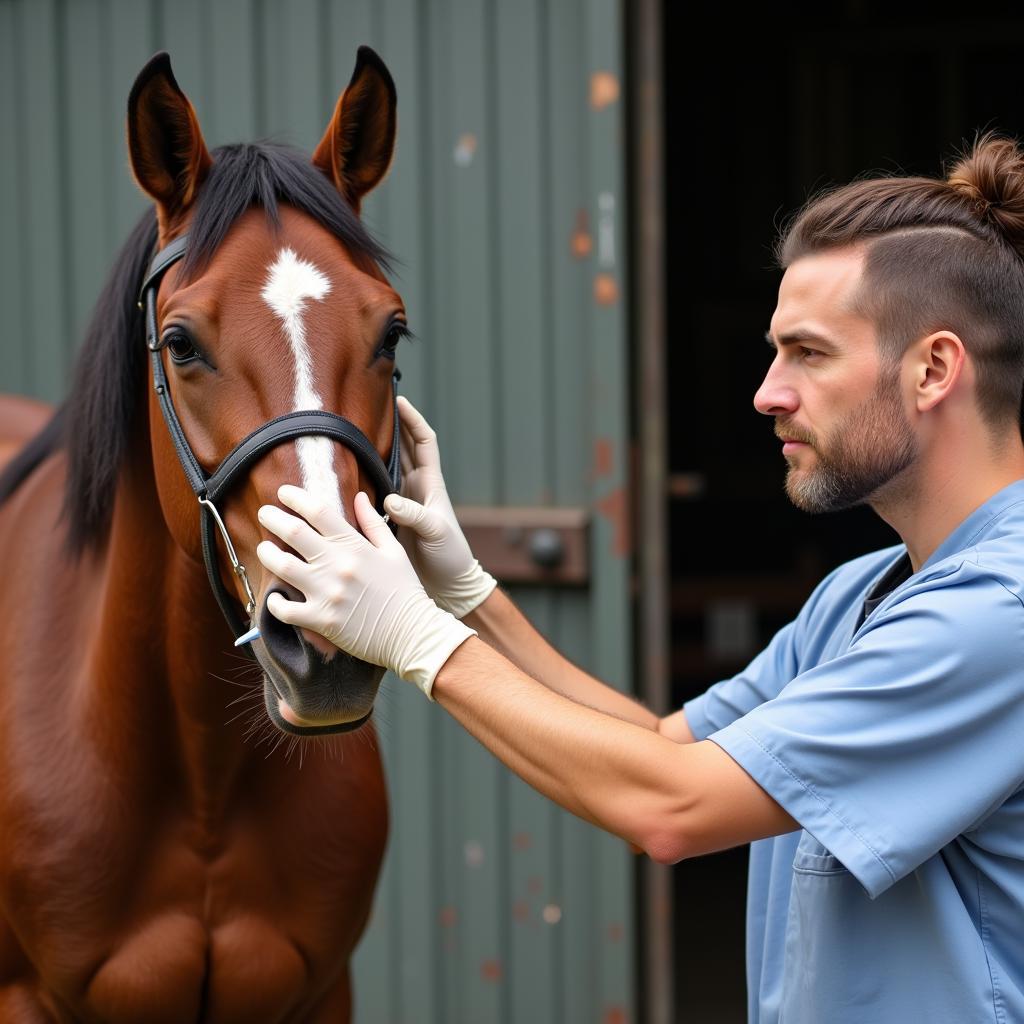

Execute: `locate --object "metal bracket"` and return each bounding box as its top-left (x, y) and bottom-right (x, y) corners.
top-left (454, 506), bottom-right (590, 585)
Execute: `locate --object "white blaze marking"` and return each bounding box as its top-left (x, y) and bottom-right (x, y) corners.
top-left (261, 248), bottom-right (344, 518)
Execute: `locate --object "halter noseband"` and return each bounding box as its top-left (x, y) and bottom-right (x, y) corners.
top-left (139, 233), bottom-right (402, 654)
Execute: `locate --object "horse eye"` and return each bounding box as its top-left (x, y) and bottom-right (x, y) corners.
top-left (166, 332), bottom-right (197, 363)
top-left (381, 322), bottom-right (412, 358)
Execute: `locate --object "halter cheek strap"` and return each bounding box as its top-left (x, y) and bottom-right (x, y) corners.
top-left (139, 233), bottom-right (403, 652)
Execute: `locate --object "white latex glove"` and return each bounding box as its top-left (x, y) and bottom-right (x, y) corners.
top-left (255, 484), bottom-right (477, 699)
top-left (382, 396), bottom-right (497, 618)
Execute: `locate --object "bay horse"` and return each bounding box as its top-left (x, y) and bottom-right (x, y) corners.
top-left (0, 47), bottom-right (408, 1022)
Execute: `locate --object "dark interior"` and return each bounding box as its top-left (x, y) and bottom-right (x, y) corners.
top-left (658, 6), bottom-right (1024, 1020)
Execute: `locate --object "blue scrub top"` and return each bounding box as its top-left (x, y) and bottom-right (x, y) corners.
top-left (683, 478), bottom-right (1024, 1024)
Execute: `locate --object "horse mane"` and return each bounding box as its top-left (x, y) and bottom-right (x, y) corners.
top-left (0, 142), bottom-right (395, 560)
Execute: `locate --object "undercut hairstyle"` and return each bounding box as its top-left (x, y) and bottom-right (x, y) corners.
top-left (773, 129), bottom-right (1024, 437)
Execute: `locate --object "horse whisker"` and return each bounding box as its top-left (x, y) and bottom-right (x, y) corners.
top-left (221, 649), bottom-right (261, 664)
top-left (225, 699), bottom-right (265, 726)
top-left (264, 730), bottom-right (288, 759)
top-left (224, 663), bottom-right (264, 677)
top-left (208, 671), bottom-right (263, 690)
top-left (226, 689), bottom-right (264, 709)
top-left (243, 711), bottom-right (272, 745)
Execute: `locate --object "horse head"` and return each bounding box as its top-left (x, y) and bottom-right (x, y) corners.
top-left (127, 50), bottom-right (406, 736)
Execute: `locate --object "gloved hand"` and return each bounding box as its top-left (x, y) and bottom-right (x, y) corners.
top-left (255, 485), bottom-right (477, 699)
top-left (382, 396), bottom-right (497, 618)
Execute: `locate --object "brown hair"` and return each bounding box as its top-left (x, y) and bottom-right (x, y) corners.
top-left (773, 129), bottom-right (1024, 435)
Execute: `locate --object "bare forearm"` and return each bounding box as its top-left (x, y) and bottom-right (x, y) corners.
top-left (463, 586), bottom-right (660, 731)
top-left (432, 636), bottom-right (688, 848)
top-left (431, 639), bottom-right (792, 862)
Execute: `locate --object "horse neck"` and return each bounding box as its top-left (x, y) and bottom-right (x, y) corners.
top-left (86, 417), bottom-right (258, 821)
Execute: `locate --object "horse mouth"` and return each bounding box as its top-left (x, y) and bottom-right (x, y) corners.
top-left (262, 679), bottom-right (373, 736)
top-left (259, 662), bottom-right (375, 736)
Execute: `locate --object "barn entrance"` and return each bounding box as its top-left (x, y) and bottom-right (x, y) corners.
top-left (645, 5), bottom-right (1024, 1021)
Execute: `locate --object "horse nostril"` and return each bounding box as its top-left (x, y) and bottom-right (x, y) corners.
top-left (255, 582), bottom-right (385, 731)
top-left (259, 584), bottom-right (316, 679)
top-left (259, 583), bottom-right (340, 674)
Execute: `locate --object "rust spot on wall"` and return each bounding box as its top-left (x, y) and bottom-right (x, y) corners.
top-left (464, 839), bottom-right (484, 867)
top-left (593, 273), bottom-right (619, 305)
top-left (590, 71), bottom-right (620, 110)
top-left (596, 486), bottom-right (631, 558)
top-left (513, 831), bottom-right (532, 851)
top-left (607, 922), bottom-right (624, 943)
top-left (481, 959), bottom-right (503, 983)
top-left (528, 875), bottom-right (544, 895)
top-left (592, 437), bottom-right (613, 479)
top-left (454, 132), bottom-right (477, 167)
top-left (439, 905), bottom-right (457, 928)
top-left (603, 1007), bottom-right (629, 1024)
top-left (542, 904), bottom-right (563, 925)
top-left (572, 208), bottom-right (593, 259)
top-left (512, 900), bottom-right (530, 923)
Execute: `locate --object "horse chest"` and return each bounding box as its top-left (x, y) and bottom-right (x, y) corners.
top-left (84, 911), bottom-right (309, 1024)
top-left (2, 791), bottom-right (384, 1023)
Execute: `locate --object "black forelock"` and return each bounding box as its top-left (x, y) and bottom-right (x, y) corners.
top-left (0, 140), bottom-right (395, 558)
top-left (181, 142), bottom-right (394, 280)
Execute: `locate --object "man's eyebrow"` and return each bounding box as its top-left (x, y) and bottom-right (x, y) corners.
top-left (764, 328), bottom-right (837, 349)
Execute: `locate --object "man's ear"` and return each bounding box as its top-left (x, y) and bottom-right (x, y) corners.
top-left (127, 52), bottom-right (212, 237)
top-left (914, 331), bottom-right (966, 413)
top-left (312, 46), bottom-right (397, 215)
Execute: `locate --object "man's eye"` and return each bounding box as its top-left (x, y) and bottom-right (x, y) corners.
top-left (800, 347), bottom-right (821, 359)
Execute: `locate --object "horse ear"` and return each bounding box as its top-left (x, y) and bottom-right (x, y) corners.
top-left (312, 46), bottom-right (397, 214)
top-left (127, 52), bottom-right (212, 233)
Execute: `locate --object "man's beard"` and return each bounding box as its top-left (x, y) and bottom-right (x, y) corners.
top-left (778, 367), bottom-right (918, 514)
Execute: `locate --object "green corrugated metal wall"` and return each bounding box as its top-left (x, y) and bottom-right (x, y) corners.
top-left (0, 1), bottom-right (635, 1020)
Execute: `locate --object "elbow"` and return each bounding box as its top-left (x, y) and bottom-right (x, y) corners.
top-left (623, 795), bottom-right (696, 865)
top-left (638, 825), bottom-right (691, 866)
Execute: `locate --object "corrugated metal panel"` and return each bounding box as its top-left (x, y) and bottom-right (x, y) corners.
top-left (13, 0), bottom-right (66, 398)
top-left (0, 1), bottom-right (28, 394)
top-left (0, 0), bottom-right (635, 1020)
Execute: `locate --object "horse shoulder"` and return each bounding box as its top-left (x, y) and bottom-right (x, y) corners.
top-left (0, 396), bottom-right (53, 476)
top-left (0, 450), bottom-right (104, 706)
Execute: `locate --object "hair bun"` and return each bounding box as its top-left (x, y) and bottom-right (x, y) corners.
top-left (946, 130), bottom-right (1024, 249)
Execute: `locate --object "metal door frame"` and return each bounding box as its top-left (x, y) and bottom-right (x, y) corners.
top-left (627, 0), bottom-right (674, 1021)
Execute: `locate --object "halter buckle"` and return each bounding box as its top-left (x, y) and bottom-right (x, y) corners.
top-left (198, 497), bottom-right (258, 618)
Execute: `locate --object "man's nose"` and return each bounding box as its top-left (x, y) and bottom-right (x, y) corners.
top-left (753, 361), bottom-right (799, 417)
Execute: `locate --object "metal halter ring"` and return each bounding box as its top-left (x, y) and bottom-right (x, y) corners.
top-left (198, 496), bottom-right (258, 617)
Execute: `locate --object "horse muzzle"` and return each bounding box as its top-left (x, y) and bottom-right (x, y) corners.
top-left (251, 583), bottom-right (383, 735)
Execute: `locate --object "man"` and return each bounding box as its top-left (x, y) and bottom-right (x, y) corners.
top-left (254, 130), bottom-right (1024, 1022)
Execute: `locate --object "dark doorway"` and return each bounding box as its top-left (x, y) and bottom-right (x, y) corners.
top-left (660, 6), bottom-right (1024, 1021)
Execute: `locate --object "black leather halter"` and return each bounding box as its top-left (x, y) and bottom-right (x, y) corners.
top-left (139, 233), bottom-right (402, 653)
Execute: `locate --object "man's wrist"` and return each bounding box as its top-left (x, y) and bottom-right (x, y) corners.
top-left (429, 631), bottom-right (491, 704)
top-left (396, 595), bottom-right (478, 700)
